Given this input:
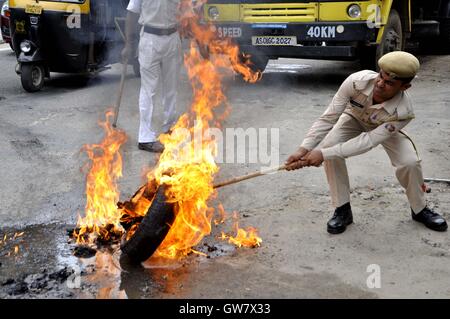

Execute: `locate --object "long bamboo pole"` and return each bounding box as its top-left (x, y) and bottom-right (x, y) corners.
top-left (213, 164), bottom-right (288, 189)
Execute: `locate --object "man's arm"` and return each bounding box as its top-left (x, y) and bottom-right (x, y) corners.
top-left (121, 10), bottom-right (140, 62)
top-left (285, 147), bottom-right (309, 170)
top-left (300, 73), bottom-right (356, 151)
top-left (319, 119), bottom-right (412, 160)
top-left (298, 119), bottom-right (412, 168)
top-left (285, 73), bottom-right (355, 170)
top-left (121, 11), bottom-right (139, 61)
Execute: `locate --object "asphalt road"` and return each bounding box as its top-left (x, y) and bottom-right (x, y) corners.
top-left (1, 41), bottom-right (450, 299)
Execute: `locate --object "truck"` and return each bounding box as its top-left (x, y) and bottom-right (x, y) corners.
top-left (201, 0), bottom-right (450, 71)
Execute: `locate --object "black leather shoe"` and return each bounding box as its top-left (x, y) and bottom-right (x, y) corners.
top-left (138, 141), bottom-right (164, 153)
top-left (327, 202), bottom-right (353, 234)
top-left (412, 207), bottom-right (448, 232)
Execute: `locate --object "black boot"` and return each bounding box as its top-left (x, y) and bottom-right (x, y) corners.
top-left (327, 202), bottom-right (353, 234)
top-left (412, 207), bottom-right (448, 232)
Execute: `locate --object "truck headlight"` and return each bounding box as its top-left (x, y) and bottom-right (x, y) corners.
top-left (20, 41), bottom-right (32, 53)
top-left (208, 6), bottom-right (219, 20)
top-left (347, 4), bottom-right (361, 18)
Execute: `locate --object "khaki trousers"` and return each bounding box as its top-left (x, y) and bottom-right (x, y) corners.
top-left (319, 114), bottom-right (426, 213)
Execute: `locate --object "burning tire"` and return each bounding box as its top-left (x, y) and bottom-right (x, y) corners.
top-left (120, 185), bottom-right (175, 263)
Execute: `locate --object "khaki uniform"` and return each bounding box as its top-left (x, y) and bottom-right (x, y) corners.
top-left (301, 70), bottom-right (426, 213)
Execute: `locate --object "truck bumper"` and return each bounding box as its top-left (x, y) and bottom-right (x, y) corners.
top-left (213, 21), bottom-right (376, 60)
top-left (238, 44), bottom-right (356, 60)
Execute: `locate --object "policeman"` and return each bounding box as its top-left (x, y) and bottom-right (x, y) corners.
top-left (286, 51), bottom-right (448, 234)
top-left (122, 0), bottom-right (181, 153)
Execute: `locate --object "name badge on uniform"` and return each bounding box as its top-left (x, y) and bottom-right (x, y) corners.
top-left (350, 99), bottom-right (364, 108)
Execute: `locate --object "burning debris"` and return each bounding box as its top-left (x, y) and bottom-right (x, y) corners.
top-left (73, 110), bottom-right (128, 245)
top-left (73, 245), bottom-right (97, 259)
top-left (1, 268), bottom-right (75, 297)
top-left (70, 0), bottom-right (263, 263)
top-left (220, 212), bottom-right (262, 248)
top-left (0, 231), bottom-right (25, 258)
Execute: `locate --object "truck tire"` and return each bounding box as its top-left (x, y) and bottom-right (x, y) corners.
top-left (21, 63), bottom-right (45, 92)
top-left (440, 19), bottom-right (450, 48)
top-left (360, 9), bottom-right (404, 70)
top-left (120, 185), bottom-right (175, 264)
top-left (376, 9), bottom-right (404, 66)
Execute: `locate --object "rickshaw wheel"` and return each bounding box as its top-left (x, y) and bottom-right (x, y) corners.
top-left (21, 64), bottom-right (45, 93)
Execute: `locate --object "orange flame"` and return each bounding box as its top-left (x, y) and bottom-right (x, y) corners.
top-left (140, 1), bottom-right (262, 259)
top-left (220, 212), bottom-right (262, 248)
top-left (1, 232), bottom-right (25, 257)
top-left (73, 1), bottom-right (263, 259)
top-left (75, 110), bottom-right (128, 244)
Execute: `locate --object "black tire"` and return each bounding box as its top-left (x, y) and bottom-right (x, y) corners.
top-left (245, 52), bottom-right (269, 73)
top-left (375, 9), bottom-right (404, 68)
top-left (21, 63), bottom-right (45, 92)
top-left (120, 186), bottom-right (175, 263)
top-left (360, 9), bottom-right (404, 70)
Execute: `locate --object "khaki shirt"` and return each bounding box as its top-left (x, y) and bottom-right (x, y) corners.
top-left (127, 0), bottom-right (180, 29)
top-left (301, 70), bottom-right (415, 160)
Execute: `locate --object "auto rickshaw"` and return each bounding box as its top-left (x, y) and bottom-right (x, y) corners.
top-left (9, 0), bottom-right (139, 92)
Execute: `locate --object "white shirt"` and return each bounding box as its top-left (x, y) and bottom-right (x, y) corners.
top-left (127, 0), bottom-right (180, 29)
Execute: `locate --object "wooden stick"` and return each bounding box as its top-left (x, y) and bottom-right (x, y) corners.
top-left (424, 177), bottom-right (450, 184)
top-left (112, 58), bottom-right (128, 128)
top-left (213, 164), bottom-right (287, 189)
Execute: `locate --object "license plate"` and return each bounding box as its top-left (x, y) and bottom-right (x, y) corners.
top-left (25, 4), bottom-right (42, 15)
top-left (252, 36), bottom-right (297, 46)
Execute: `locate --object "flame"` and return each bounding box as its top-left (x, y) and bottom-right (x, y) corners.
top-left (75, 110), bottom-right (128, 244)
top-left (1, 232), bottom-right (25, 257)
top-left (13, 232), bottom-right (24, 240)
top-left (220, 212), bottom-right (262, 248)
top-left (73, 0), bottom-right (263, 259)
top-left (0, 234), bottom-right (7, 246)
top-left (138, 0), bottom-right (262, 259)
top-left (214, 203), bottom-right (228, 226)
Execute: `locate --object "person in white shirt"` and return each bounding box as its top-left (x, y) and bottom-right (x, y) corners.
top-left (122, 0), bottom-right (181, 153)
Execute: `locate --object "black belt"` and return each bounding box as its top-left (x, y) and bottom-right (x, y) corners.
top-left (144, 25), bottom-right (177, 36)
